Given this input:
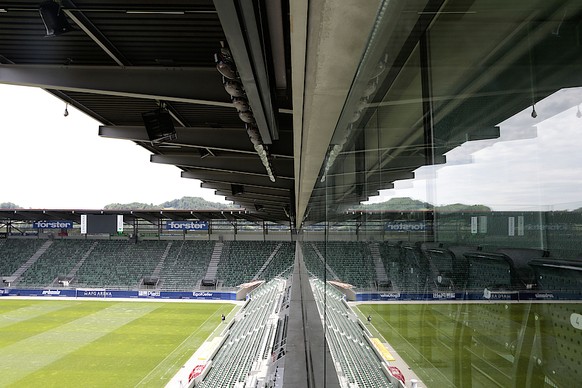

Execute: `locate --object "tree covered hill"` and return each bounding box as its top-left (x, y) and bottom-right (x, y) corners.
top-left (103, 196), bottom-right (238, 210)
top-left (0, 202), bottom-right (21, 209)
top-left (0, 197), bottom-right (490, 212)
top-left (355, 197), bottom-right (491, 212)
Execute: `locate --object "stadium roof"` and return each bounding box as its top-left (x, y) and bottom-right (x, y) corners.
top-left (0, 0), bottom-right (396, 226)
top-left (0, 208), bottom-right (284, 224)
top-left (0, 0), bottom-right (294, 221)
top-left (1, 1), bottom-right (580, 227)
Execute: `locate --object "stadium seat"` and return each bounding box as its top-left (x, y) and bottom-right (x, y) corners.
top-left (378, 241), bottom-right (405, 291)
top-left (199, 279), bottom-right (285, 387)
top-left (426, 245), bottom-right (481, 291)
top-left (17, 240), bottom-right (95, 287)
top-left (0, 239), bottom-right (46, 279)
top-left (310, 279), bottom-right (393, 387)
top-left (217, 241), bottom-right (282, 287)
top-left (532, 302), bottom-right (582, 386)
top-left (400, 242), bottom-right (432, 292)
top-left (464, 248), bottom-right (548, 291)
top-left (159, 241), bottom-right (215, 290)
top-left (529, 258), bottom-right (582, 296)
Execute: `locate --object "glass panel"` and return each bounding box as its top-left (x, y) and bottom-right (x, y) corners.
top-left (306, 1), bottom-right (582, 386)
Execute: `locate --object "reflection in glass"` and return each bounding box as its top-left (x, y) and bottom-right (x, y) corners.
top-left (304, 1), bottom-right (582, 387)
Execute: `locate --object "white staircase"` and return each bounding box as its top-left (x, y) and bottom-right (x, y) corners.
top-left (253, 242), bottom-right (283, 280)
top-left (203, 242), bottom-right (224, 281)
top-left (310, 243), bottom-right (341, 280)
top-left (9, 240), bottom-right (53, 284)
top-left (369, 242), bottom-right (389, 285)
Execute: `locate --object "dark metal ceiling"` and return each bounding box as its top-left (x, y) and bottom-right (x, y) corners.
top-left (0, 0), bottom-right (293, 221)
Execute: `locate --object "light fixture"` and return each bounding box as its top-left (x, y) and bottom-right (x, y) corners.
top-left (577, 105), bottom-right (581, 118)
top-left (239, 111), bottom-right (255, 124)
top-left (527, 29), bottom-right (538, 120)
top-left (370, 54), bottom-right (388, 79)
top-left (63, 103), bottom-right (69, 117)
top-left (223, 79), bottom-right (245, 97)
top-left (215, 53), bottom-right (237, 79)
top-left (349, 110), bottom-right (361, 124)
top-left (232, 97), bottom-right (250, 112)
top-left (362, 79), bottom-right (377, 99)
top-left (246, 125), bottom-right (262, 146)
top-left (214, 42), bottom-right (276, 183)
top-left (39, 1), bottom-right (74, 37)
top-left (219, 44), bottom-right (232, 61)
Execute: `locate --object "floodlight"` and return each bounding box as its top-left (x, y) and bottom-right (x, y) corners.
top-left (223, 79), bottom-right (245, 97)
top-left (215, 53), bottom-right (237, 79)
top-left (239, 111), bottom-right (255, 124)
top-left (232, 97), bottom-right (250, 112)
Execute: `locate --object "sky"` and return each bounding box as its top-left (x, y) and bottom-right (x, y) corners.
top-left (0, 84), bottom-right (228, 209)
top-left (365, 87), bottom-right (582, 211)
top-left (2, 83), bottom-right (582, 212)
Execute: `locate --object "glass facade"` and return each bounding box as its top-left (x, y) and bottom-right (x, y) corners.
top-left (305, 1), bottom-right (582, 386)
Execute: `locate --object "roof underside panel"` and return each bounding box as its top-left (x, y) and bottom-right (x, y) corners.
top-left (0, 0), bottom-right (294, 222)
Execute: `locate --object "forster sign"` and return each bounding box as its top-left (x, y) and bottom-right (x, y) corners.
top-left (165, 221), bottom-right (209, 231)
top-left (385, 221), bottom-right (429, 231)
top-left (32, 220), bottom-right (74, 229)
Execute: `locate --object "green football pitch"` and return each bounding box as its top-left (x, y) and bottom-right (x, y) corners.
top-left (0, 299), bottom-right (234, 387)
top-left (356, 302), bottom-right (580, 388)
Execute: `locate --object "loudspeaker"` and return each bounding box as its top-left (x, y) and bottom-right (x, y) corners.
top-left (142, 108), bottom-right (177, 143)
top-left (39, 1), bottom-right (75, 37)
top-left (231, 184), bottom-right (244, 196)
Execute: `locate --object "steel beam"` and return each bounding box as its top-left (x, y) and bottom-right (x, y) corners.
top-left (213, 0), bottom-right (279, 143)
top-left (0, 65), bottom-right (230, 107)
top-left (182, 170), bottom-right (293, 190)
top-left (98, 125), bottom-right (293, 158)
top-left (150, 154), bottom-right (293, 179)
top-left (62, 0), bottom-right (130, 67)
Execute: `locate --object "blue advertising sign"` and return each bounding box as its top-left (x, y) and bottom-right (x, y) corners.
top-left (385, 221), bottom-right (430, 231)
top-left (78, 289), bottom-right (113, 298)
top-left (32, 220), bottom-right (74, 229)
top-left (165, 220), bottom-right (209, 231)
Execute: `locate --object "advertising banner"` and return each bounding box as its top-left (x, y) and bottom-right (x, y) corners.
top-left (165, 220), bottom-right (209, 231)
top-left (385, 221), bottom-right (430, 231)
top-left (32, 220), bottom-right (74, 229)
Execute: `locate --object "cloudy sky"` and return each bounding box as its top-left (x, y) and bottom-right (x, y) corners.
top-left (0, 84), bottom-right (227, 209)
top-left (368, 87), bottom-right (582, 211)
top-left (2, 83), bottom-right (582, 212)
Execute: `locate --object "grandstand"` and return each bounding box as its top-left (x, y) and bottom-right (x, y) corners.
top-left (1, 228), bottom-right (581, 387)
top-left (157, 240), bottom-right (215, 290)
top-left (311, 278), bottom-right (399, 388)
top-left (0, 235), bottom-right (578, 298)
top-left (197, 279), bottom-right (287, 387)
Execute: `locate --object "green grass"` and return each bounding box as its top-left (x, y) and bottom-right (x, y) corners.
top-left (0, 300), bottom-right (234, 387)
top-left (356, 302), bottom-right (581, 388)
